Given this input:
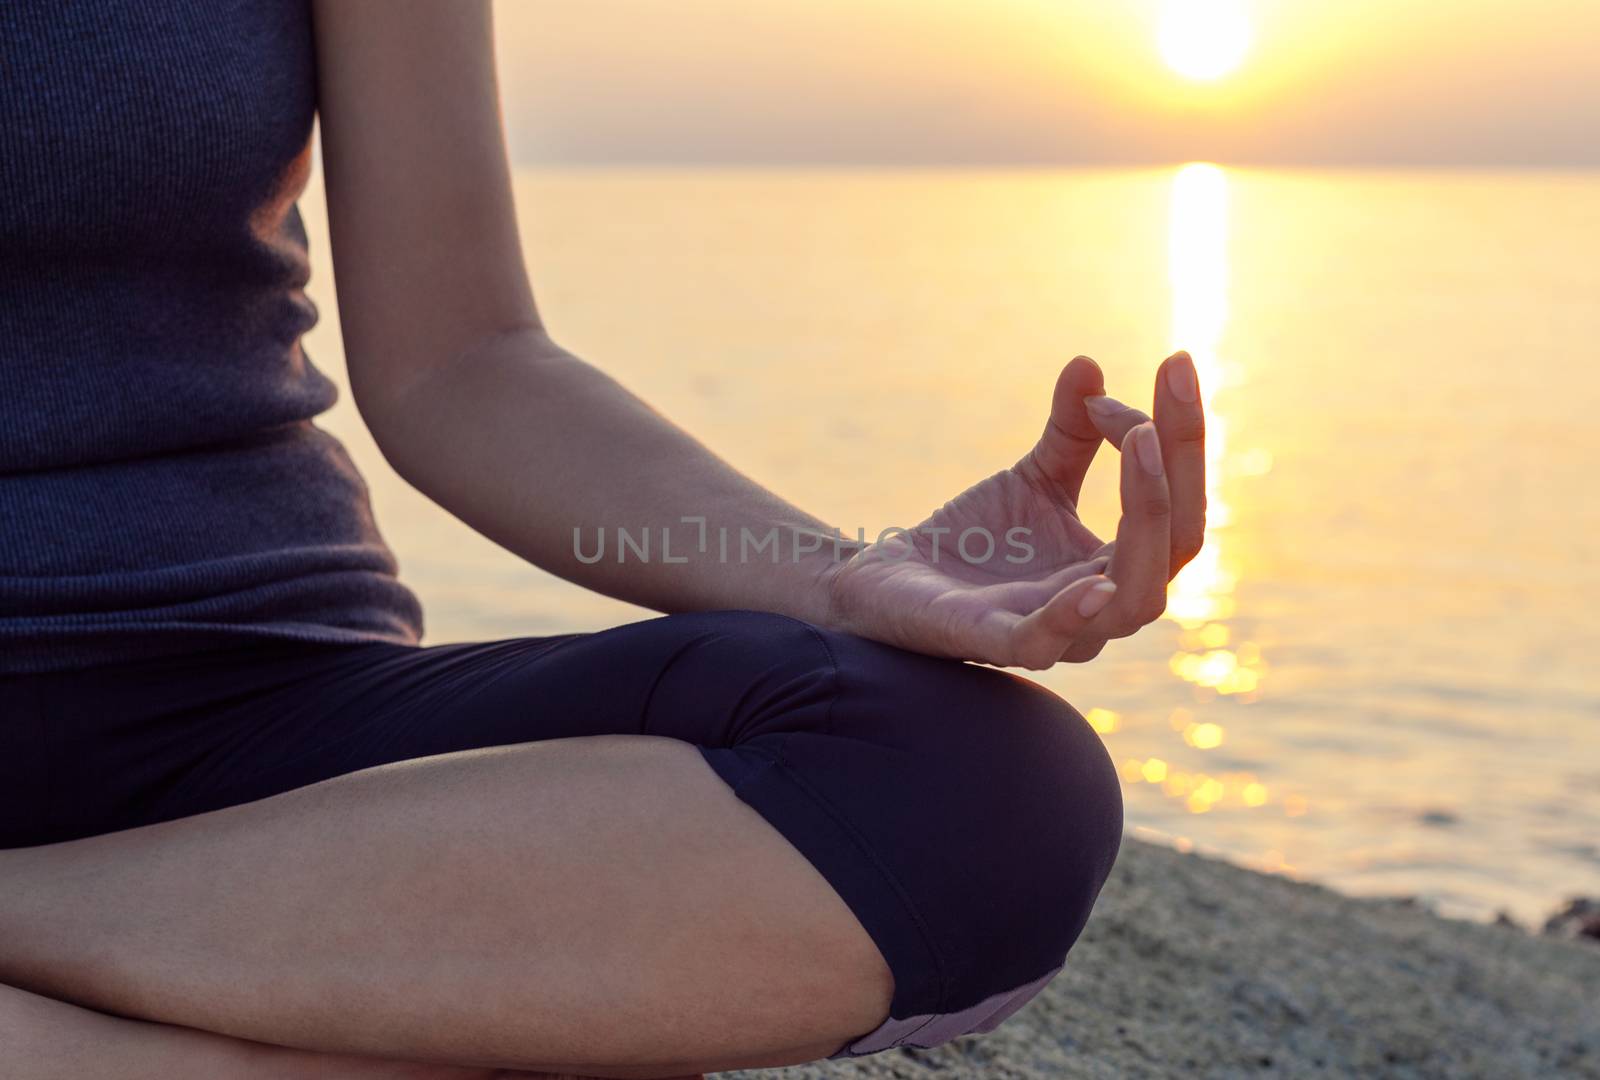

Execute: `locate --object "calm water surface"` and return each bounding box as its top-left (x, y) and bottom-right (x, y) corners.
top-left (300, 166), bottom-right (1600, 924)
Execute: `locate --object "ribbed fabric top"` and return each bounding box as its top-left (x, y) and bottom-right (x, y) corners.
top-left (0, 0), bottom-right (425, 674)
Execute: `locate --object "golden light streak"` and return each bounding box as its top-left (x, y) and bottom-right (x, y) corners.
top-left (1165, 162), bottom-right (1233, 631)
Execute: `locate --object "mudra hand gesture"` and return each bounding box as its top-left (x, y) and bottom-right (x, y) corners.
top-left (824, 352), bottom-right (1206, 670)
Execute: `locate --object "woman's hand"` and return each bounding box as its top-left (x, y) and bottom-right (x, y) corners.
top-left (822, 352), bottom-right (1206, 670)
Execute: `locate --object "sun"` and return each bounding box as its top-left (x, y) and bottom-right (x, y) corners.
top-left (1158, 0), bottom-right (1252, 81)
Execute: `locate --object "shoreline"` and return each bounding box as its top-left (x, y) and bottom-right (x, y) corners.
top-left (720, 837), bottom-right (1600, 1079)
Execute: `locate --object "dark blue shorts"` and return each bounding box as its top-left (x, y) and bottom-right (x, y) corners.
top-left (0, 610), bottom-right (1124, 1059)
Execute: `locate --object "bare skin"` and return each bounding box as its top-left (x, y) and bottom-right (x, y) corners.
top-left (5, 1), bottom-right (1207, 1075)
top-left (0, 982), bottom-right (514, 1080)
top-left (0, 738), bottom-right (886, 1077)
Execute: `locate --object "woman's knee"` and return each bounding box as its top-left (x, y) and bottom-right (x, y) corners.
top-left (787, 630), bottom-right (1124, 1018)
top-left (664, 613), bottom-right (1124, 1050)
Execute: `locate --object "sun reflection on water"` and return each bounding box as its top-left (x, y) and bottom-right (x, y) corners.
top-left (1163, 163), bottom-right (1269, 702)
top-left (1091, 164), bottom-right (1303, 838)
top-left (1167, 162), bottom-right (1234, 628)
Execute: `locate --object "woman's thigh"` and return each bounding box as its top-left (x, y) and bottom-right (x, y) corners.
top-left (8, 614), bottom-right (777, 843)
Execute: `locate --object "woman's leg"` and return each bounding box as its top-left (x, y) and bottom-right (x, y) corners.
top-left (0, 982), bottom-right (709, 1080)
top-left (0, 735), bottom-right (887, 1077)
top-left (0, 981), bottom-right (511, 1080)
top-left (0, 610), bottom-right (1121, 1075)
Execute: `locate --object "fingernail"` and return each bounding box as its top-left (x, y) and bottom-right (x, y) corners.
top-left (1084, 394), bottom-right (1124, 417)
top-left (1165, 353), bottom-right (1199, 403)
top-left (1077, 579), bottom-right (1117, 617)
top-left (1135, 423), bottom-right (1164, 476)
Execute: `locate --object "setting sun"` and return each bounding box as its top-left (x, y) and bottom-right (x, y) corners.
top-left (1158, 0), bottom-right (1252, 81)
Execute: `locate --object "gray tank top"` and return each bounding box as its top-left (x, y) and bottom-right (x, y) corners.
top-left (0, 0), bottom-right (426, 673)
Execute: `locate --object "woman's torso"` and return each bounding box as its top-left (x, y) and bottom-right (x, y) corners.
top-left (0, 0), bottom-right (424, 674)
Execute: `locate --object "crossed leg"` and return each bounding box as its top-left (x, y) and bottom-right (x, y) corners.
top-left (0, 735), bottom-right (891, 1077)
top-left (0, 979), bottom-right (516, 1079)
top-left (0, 611), bottom-right (1121, 1077)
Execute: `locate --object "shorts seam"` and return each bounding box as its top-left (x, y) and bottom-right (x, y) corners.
top-left (761, 614), bottom-right (955, 1014)
top-left (631, 626), bottom-right (712, 734)
top-left (725, 613), bottom-right (954, 1014)
top-left (748, 610), bottom-right (845, 738)
top-left (790, 617), bottom-right (844, 739)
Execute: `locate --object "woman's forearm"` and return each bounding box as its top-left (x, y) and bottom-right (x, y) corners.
top-left (358, 326), bottom-right (855, 626)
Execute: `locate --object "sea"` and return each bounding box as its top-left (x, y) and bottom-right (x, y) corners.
top-left (298, 165), bottom-right (1600, 926)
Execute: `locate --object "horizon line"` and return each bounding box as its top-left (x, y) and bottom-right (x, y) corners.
top-left (502, 158), bottom-right (1600, 172)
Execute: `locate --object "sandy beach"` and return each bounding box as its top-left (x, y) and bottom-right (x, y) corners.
top-left (720, 838), bottom-right (1600, 1079)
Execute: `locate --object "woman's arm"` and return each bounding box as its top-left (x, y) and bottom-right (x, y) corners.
top-left (309, 1), bottom-right (1203, 667)
top-left (312, 0), bottom-right (850, 625)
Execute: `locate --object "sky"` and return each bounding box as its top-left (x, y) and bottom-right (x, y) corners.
top-left (490, 0), bottom-right (1599, 166)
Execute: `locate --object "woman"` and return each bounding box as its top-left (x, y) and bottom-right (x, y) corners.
top-left (0, 2), bottom-right (1205, 1077)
